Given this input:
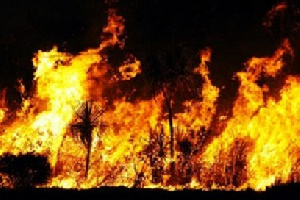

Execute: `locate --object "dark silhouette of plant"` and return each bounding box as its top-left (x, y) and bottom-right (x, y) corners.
top-left (177, 138), bottom-right (193, 185)
top-left (143, 45), bottom-right (199, 160)
top-left (71, 100), bottom-right (104, 178)
top-left (142, 45), bottom-right (200, 185)
top-left (0, 153), bottom-right (51, 188)
top-left (133, 164), bottom-right (145, 188)
top-left (146, 125), bottom-right (165, 184)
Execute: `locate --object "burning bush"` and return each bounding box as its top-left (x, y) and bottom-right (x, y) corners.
top-left (0, 153), bottom-right (51, 188)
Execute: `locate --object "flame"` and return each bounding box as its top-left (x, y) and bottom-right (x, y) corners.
top-left (100, 8), bottom-right (125, 50)
top-left (198, 39), bottom-right (298, 190)
top-left (263, 1), bottom-right (287, 28)
top-left (0, 5), bottom-right (300, 191)
top-left (0, 89), bottom-right (6, 123)
top-left (0, 7), bottom-right (132, 185)
top-left (118, 55), bottom-right (141, 81)
top-left (175, 48), bottom-right (219, 131)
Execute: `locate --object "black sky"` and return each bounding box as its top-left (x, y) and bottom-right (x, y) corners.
top-left (0, 0), bottom-right (298, 103)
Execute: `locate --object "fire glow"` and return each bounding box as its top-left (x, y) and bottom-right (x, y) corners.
top-left (0, 5), bottom-right (299, 191)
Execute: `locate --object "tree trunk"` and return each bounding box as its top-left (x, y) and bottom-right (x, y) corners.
top-left (166, 99), bottom-right (174, 158)
top-left (166, 99), bottom-right (177, 184)
top-left (86, 130), bottom-right (92, 179)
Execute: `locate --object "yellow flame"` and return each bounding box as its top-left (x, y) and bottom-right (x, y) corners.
top-left (199, 39), bottom-right (298, 190)
top-left (119, 55), bottom-right (141, 80)
top-left (0, 5), bottom-right (299, 191)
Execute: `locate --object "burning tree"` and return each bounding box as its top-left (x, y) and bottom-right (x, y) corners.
top-left (144, 46), bottom-right (199, 153)
top-left (146, 125), bottom-right (165, 184)
top-left (142, 45), bottom-right (200, 183)
top-left (0, 1), bottom-right (299, 191)
top-left (71, 100), bottom-right (104, 178)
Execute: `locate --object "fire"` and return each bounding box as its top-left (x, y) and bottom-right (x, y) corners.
top-left (0, 4), bottom-right (299, 191)
top-left (175, 48), bottom-right (219, 131)
top-left (198, 39), bottom-right (298, 190)
top-left (101, 9), bottom-right (125, 49)
top-left (0, 89), bottom-right (6, 123)
top-left (263, 1), bottom-right (287, 28)
top-left (0, 109), bottom-right (4, 123)
top-left (118, 55), bottom-right (141, 81)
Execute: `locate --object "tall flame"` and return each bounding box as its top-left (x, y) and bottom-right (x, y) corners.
top-left (0, 5), bottom-right (299, 191)
top-left (199, 39), bottom-right (298, 190)
top-left (175, 48), bottom-right (219, 131)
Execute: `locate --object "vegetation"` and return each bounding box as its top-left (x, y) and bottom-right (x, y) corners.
top-left (0, 153), bottom-right (51, 188)
top-left (71, 100), bottom-right (104, 178)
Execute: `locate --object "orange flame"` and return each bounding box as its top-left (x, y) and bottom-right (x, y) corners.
top-left (118, 55), bottom-right (141, 81)
top-left (263, 1), bottom-right (288, 28)
top-left (198, 39), bottom-right (298, 190)
top-left (176, 48), bottom-right (219, 131)
top-left (0, 5), bottom-right (299, 191)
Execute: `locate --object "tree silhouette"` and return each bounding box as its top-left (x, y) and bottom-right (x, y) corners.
top-left (142, 45), bottom-right (200, 184)
top-left (71, 100), bottom-right (104, 178)
top-left (143, 45), bottom-right (199, 159)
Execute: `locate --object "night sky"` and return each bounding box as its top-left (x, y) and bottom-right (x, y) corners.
top-left (0, 0), bottom-right (299, 107)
